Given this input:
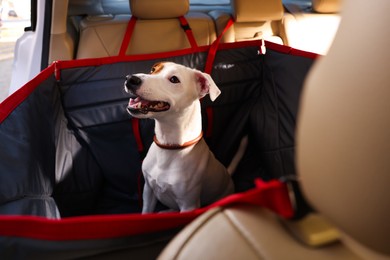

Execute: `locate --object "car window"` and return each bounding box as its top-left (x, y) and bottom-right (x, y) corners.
top-left (190, 0), bottom-right (311, 5)
top-left (0, 0), bottom-right (31, 102)
top-left (190, 0), bottom-right (230, 4)
top-left (283, 0), bottom-right (312, 8)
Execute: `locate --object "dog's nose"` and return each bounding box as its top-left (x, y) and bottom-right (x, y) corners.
top-left (125, 75), bottom-right (142, 92)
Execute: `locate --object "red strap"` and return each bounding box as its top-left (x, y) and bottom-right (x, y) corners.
top-left (131, 118), bottom-right (144, 154)
top-left (254, 179), bottom-right (294, 218)
top-left (204, 18), bottom-right (234, 74)
top-left (203, 18), bottom-right (234, 139)
top-left (178, 16), bottom-right (199, 51)
top-left (120, 16), bottom-right (198, 57)
top-left (204, 179), bottom-right (294, 218)
top-left (119, 16), bottom-right (137, 56)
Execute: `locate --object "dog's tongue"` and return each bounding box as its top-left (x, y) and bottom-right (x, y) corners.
top-left (128, 97), bottom-right (170, 113)
top-left (128, 97), bottom-right (152, 109)
top-left (128, 97), bottom-right (142, 107)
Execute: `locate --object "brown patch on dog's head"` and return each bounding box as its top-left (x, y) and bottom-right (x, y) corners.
top-left (150, 62), bottom-right (165, 75)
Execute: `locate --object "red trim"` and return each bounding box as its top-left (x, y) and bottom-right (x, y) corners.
top-left (214, 40), bottom-right (320, 60)
top-left (36, 40), bottom-right (318, 74)
top-left (290, 48), bottom-right (320, 59)
top-left (178, 16), bottom-right (199, 52)
top-left (119, 16), bottom-right (137, 57)
top-left (0, 64), bottom-right (55, 123)
top-left (0, 179), bottom-right (293, 241)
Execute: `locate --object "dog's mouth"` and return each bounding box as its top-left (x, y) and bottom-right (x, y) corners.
top-left (127, 96), bottom-right (170, 114)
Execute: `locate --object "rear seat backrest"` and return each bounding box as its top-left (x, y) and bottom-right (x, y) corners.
top-left (211, 0), bottom-right (287, 45)
top-left (76, 0), bottom-right (216, 59)
top-left (312, 0), bottom-right (341, 13)
top-left (49, 0), bottom-right (74, 63)
top-left (283, 0), bottom-right (341, 55)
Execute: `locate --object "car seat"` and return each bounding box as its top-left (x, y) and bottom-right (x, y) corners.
top-left (284, 0), bottom-right (341, 55)
top-left (76, 0), bottom-right (216, 58)
top-left (210, 0), bottom-right (288, 45)
top-left (158, 0), bottom-right (390, 259)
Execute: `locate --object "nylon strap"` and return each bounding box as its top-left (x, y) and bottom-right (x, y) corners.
top-left (119, 16), bottom-right (137, 56)
top-left (204, 18), bottom-right (234, 74)
top-left (119, 16), bottom-right (198, 56)
top-left (203, 18), bottom-right (234, 138)
top-left (178, 16), bottom-right (199, 51)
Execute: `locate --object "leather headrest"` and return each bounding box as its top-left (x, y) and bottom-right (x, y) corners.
top-left (231, 0), bottom-right (284, 23)
top-left (129, 0), bottom-right (189, 19)
top-left (312, 0), bottom-right (341, 13)
top-left (298, 0), bottom-right (390, 256)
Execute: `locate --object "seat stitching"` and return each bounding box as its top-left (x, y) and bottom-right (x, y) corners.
top-left (223, 208), bottom-right (267, 259)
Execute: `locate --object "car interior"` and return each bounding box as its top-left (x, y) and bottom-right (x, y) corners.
top-left (48, 0), bottom-right (341, 64)
top-left (46, 0), bottom-right (389, 259)
top-left (2, 0), bottom-right (389, 259)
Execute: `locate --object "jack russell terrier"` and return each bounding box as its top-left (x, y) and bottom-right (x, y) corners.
top-left (124, 62), bottom-right (246, 213)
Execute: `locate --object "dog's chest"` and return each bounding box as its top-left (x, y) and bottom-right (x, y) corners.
top-left (142, 145), bottom-right (206, 191)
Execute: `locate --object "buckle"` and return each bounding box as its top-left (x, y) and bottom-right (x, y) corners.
top-left (180, 23), bottom-right (191, 31)
top-left (279, 175), bottom-right (313, 220)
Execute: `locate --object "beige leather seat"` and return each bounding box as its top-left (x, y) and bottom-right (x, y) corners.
top-left (312, 0), bottom-right (341, 13)
top-left (158, 0), bottom-right (390, 259)
top-left (76, 0), bottom-right (216, 59)
top-left (211, 0), bottom-right (288, 45)
top-left (284, 0), bottom-right (341, 55)
top-left (49, 0), bottom-right (76, 63)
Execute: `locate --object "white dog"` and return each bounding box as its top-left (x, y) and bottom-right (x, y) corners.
top-left (124, 62), bottom-right (246, 213)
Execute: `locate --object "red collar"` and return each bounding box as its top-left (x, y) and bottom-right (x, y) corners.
top-left (153, 132), bottom-right (203, 150)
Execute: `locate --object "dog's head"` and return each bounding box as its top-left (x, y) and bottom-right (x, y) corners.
top-left (124, 62), bottom-right (221, 118)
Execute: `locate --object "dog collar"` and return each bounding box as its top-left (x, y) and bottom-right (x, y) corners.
top-left (153, 132), bottom-right (203, 150)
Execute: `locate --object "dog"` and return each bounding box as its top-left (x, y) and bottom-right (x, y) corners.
top-left (124, 62), bottom-right (246, 213)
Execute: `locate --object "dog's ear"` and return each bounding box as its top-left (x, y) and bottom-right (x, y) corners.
top-left (195, 71), bottom-right (221, 101)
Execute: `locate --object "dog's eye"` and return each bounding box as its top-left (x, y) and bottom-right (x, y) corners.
top-left (169, 76), bottom-right (180, 84)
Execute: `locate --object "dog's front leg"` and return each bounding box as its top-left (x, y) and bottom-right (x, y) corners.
top-left (142, 181), bottom-right (157, 214)
top-left (179, 198), bottom-right (201, 212)
top-left (177, 187), bottom-right (201, 212)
